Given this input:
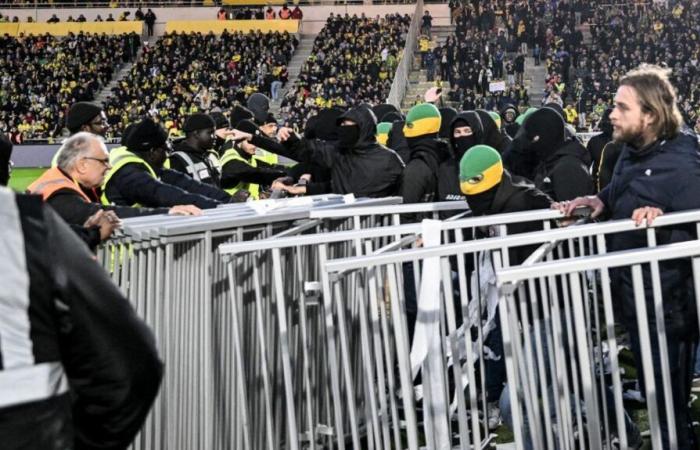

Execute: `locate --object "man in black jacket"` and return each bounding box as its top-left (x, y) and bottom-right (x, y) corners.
top-left (459, 144), bottom-right (553, 430)
top-left (437, 110), bottom-right (485, 203)
top-left (0, 188), bottom-right (162, 450)
top-left (562, 65), bottom-right (700, 450)
top-left (400, 103), bottom-right (451, 213)
top-left (241, 104), bottom-right (404, 198)
top-left (102, 118), bottom-right (244, 209)
top-left (512, 107), bottom-right (593, 202)
top-left (170, 113), bottom-right (222, 186)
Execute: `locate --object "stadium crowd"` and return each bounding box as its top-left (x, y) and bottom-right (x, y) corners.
top-left (0, 32), bottom-right (140, 143)
top-left (102, 29), bottom-right (296, 137)
top-left (278, 13), bottom-right (410, 129)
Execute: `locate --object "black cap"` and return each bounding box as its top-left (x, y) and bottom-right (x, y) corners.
top-left (66, 102), bottom-right (102, 133)
top-left (372, 103), bottom-right (400, 124)
top-left (120, 123), bottom-right (138, 146)
top-left (230, 105), bottom-right (254, 129)
top-left (382, 111), bottom-right (405, 123)
top-left (126, 118), bottom-right (168, 153)
top-left (182, 113), bottom-right (216, 133)
top-left (210, 111), bottom-right (230, 130)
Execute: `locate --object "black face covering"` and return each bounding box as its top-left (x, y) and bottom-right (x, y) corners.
top-left (454, 135), bottom-right (477, 157)
top-left (337, 125), bottom-right (360, 150)
top-left (465, 185), bottom-right (499, 216)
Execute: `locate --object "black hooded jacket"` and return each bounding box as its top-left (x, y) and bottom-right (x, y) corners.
top-left (387, 120), bottom-right (411, 163)
top-left (476, 109), bottom-right (511, 153)
top-left (437, 111), bottom-right (485, 204)
top-left (500, 103), bottom-right (520, 138)
top-left (532, 138), bottom-right (594, 201)
top-left (252, 105), bottom-right (405, 197)
top-left (400, 134), bottom-right (451, 222)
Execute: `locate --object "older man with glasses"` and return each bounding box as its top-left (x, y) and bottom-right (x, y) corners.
top-left (28, 133), bottom-right (202, 245)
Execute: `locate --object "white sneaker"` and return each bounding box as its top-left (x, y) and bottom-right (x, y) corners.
top-left (487, 402), bottom-right (501, 430)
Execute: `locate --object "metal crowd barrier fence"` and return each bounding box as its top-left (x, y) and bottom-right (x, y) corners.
top-left (98, 194), bottom-right (408, 450)
top-left (324, 209), bottom-right (700, 450)
top-left (219, 207), bottom-right (570, 450)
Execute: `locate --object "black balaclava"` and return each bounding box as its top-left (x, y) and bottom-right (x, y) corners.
top-left (438, 107), bottom-right (458, 139)
top-left (518, 107), bottom-right (565, 161)
top-left (337, 125), bottom-right (360, 150)
top-left (449, 111), bottom-right (484, 159)
top-left (466, 184), bottom-right (499, 216)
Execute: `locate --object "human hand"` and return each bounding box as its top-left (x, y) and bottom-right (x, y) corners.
top-left (229, 129), bottom-right (252, 142)
top-left (277, 127), bottom-right (294, 142)
top-left (631, 206), bottom-right (663, 226)
top-left (552, 195), bottom-right (605, 219)
top-left (168, 204), bottom-right (202, 216)
top-left (84, 209), bottom-right (121, 241)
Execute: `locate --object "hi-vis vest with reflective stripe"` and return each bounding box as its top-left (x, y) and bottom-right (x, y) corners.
top-left (101, 146), bottom-right (158, 206)
top-left (254, 149), bottom-right (279, 165)
top-left (171, 150), bottom-right (221, 183)
top-left (27, 167), bottom-right (91, 203)
top-left (220, 148), bottom-right (260, 200)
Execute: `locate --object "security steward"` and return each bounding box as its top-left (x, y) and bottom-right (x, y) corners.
top-left (219, 118), bottom-right (287, 200)
top-left (102, 118), bottom-right (246, 209)
top-left (169, 113), bottom-right (223, 186)
top-left (28, 132), bottom-right (201, 227)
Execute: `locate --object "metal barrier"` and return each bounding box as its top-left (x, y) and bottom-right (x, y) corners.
top-left (324, 209), bottom-right (700, 450)
top-left (218, 207), bottom-right (568, 450)
top-left (386, 0), bottom-right (423, 108)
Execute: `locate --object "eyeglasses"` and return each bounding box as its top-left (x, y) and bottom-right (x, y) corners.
top-left (82, 156), bottom-right (111, 167)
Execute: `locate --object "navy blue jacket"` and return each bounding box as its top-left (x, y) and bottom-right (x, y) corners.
top-left (598, 130), bottom-right (700, 333)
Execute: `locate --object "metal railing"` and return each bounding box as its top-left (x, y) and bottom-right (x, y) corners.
top-left (386, 0), bottom-right (422, 108)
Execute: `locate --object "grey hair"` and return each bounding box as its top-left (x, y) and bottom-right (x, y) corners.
top-left (56, 132), bottom-right (104, 171)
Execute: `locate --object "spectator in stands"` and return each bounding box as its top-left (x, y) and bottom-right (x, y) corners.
top-left (134, 7), bottom-right (144, 21)
top-left (265, 6), bottom-right (276, 20)
top-left (562, 65), bottom-right (700, 450)
top-left (47, 14), bottom-right (59, 23)
top-left (145, 9), bottom-right (156, 37)
top-left (217, 8), bottom-right (227, 20)
top-left (95, 15), bottom-right (103, 22)
top-left (279, 5), bottom-right (291, 20)
top-left (102, 118), bottom-right (244, 209)
top-left (421, 10), bottom-right (433, 39)
top-left (106, 14), bottom-right (115, 22)
top-left (291, 6), bottom-right (303, 20)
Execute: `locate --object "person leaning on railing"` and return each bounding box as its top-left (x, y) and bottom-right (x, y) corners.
top-left (560, 64), bottom-right (700, 450)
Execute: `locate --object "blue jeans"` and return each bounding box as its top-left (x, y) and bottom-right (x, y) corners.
top-left (271, 81), bottom-right (283, 101)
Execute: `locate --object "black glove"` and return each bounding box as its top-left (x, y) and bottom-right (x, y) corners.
top-left (229, 190), bottom-right (250, 203)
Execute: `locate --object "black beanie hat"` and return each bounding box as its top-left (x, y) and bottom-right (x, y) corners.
top-left (372, 103), bottom-right (399, 124)
top-left (230, 105), bottom-right (254, 129)
top-left (210, 111), bottom-right (230, 130)
top-left (247, 93), bottom-right (270, 124)
top-left (381, 111), bottom-right (404, 123)
top-left (182, 113), bottom-right (216, 133)
top-left (126, 118), bottom-right (168, 153)
top-left (438, 107), bottom-right (458, 138)
top-left (120, 123), bottom-right (138, 146)
top-left (265, 112), bottom-right (277, 125)
top-left (66, 102), bottom-right (103, 133)
top-left (0, 133), bottom-right (12, 186)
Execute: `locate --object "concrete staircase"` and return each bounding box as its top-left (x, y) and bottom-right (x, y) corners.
top-left (94, 34), bottom-right (158, 106)
top-left (524, 56), bottom-right (547, 106)
top-left (269, 34), bottom-right (316, 113)
top-left (400, 24), bottom-right (457, 112)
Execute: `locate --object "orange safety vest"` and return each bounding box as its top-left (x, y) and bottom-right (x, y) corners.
top-left (27, 167), bottom-right (91, 203)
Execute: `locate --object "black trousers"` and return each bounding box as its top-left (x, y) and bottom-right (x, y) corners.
top-left (0, 393), bottom-right (73, 450)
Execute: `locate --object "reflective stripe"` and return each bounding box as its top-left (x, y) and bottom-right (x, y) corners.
top-left (171, 151), bottom-right (202, 182)
top-left (101, 147), bottom-right (158, 206)
top-left (27, 167), bottom-right (92, 203)
top-left (0, 188), bottom-right (33, 369)
top-left (220, 148), bottom-right (260, 200)
top-left (0, 362), bottom-right (69, 409)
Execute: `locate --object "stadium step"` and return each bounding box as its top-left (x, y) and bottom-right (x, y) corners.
top-left (524, 56), bottom-right (547, 106)
top-left (269, 34), bottom-right (317, 114)
top-left (95, 38), bottom-right (153, 106)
